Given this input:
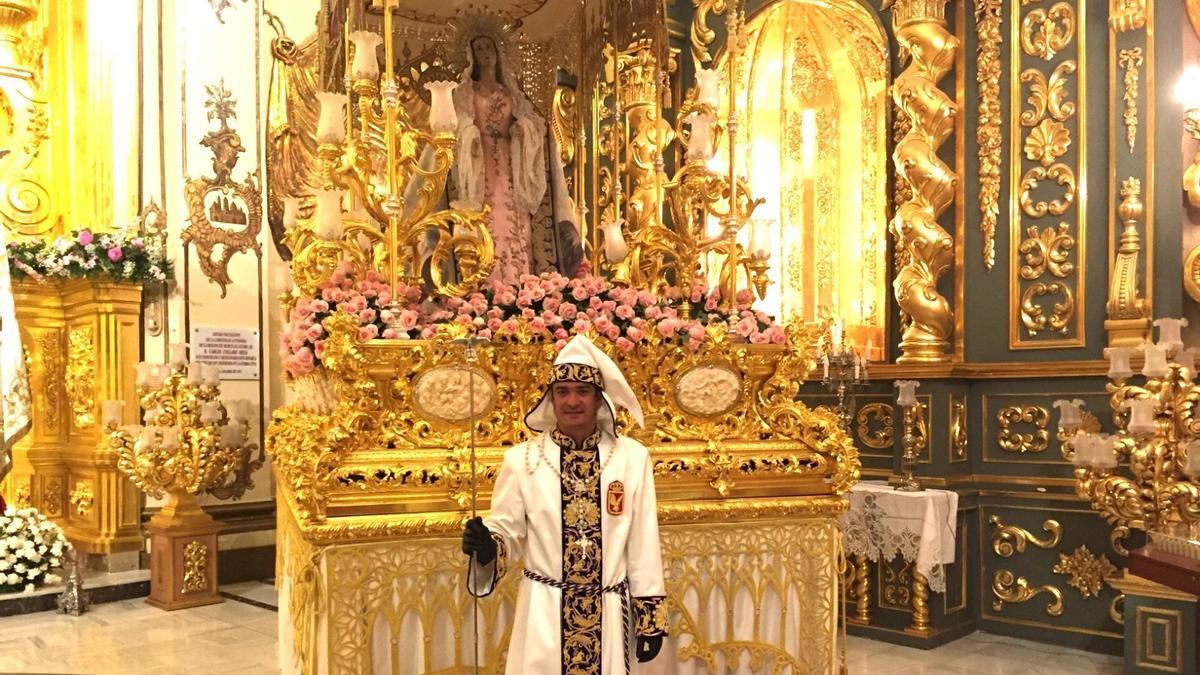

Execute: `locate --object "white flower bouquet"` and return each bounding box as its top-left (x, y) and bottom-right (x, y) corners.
top-left (0, 507), bottom-right (68, 593)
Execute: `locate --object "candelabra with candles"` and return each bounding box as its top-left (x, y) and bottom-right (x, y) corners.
top-left (282, 0), bottom-right (493, 308)
top-left (601, 3), bottom-right (772, 315)
top-left (893, 380), bottom-right (924, 492)
top-left (820, 319), bottom-right (868, 433)
top-left (102, 343), bottom-right (258, 610)
top-left (1055, 318), bottom-right (1200, 539)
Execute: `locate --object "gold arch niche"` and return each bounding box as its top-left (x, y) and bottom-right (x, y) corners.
top-left (715, 0), bottom-right (889, 354)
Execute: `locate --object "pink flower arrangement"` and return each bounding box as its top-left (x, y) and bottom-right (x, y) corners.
top-left (281, 269), bottom-right (784, 378)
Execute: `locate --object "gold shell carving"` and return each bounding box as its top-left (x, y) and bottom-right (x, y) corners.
top-left (412, 365), bottom-right (497, 426)
top-left (996, 405), bottom-right (1050, 454)
top-left (674, 364), bottom-right (743, 418)
top-left (1023, 120), bottom-right (1070, 167)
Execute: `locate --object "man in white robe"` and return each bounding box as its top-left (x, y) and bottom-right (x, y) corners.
top-left (463, 335), bottom-right (667, 674)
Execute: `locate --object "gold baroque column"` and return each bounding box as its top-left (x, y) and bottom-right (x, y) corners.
top-left (885, 0), bottom-right (957, 363)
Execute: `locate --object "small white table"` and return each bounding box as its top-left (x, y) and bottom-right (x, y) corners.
top-left (839, 481), bottom-right (958, 633)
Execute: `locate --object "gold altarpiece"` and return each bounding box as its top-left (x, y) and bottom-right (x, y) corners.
top-left (0, 0), bottom-right (146, 564)
top-left (265, 0), bottom-right (883, 672)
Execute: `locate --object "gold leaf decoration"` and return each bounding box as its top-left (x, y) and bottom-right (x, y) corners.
top-left (1019, 223), bottom-right (1075, 280)
top-left (1020, 281), bottom-right (1075, 335)
top-left (996, 405), bottom-right (1050, 453)
top-left (1020, 3), bottom-right (1075, 61)
top-left (1118, 49), bottom-right (1142, 152)
top-left (1019, 164), bottom-right (1076, 218)
top-left (855, 402), bottom-right (894, 450)
top-left (989, 515), bottom-right (1062, 557)
top-left (1024, 119), bottom-right (1071, 166)
top-left (1053, 545), bottom-right (1117, 598)
top-left (975, 0), bottom-right (1002, 270)
top-left (992, 569), bottom-right (1065, 616)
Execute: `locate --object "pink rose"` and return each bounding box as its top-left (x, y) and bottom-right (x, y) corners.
top-left (78, 230), bottom-right (93, 245)
top-left (615, 305), bottom-right (634, 320)
top-left (358, 309), bottom-right (377, 324)
top-left (541, 310), bottom-right (560, 326)
top-left (704, 295), bottom-right (719, 312)
top-left (487, 317), bottom-right (502, 331)
top-left (314, 340), bottom-right (326, 359)
top-left (295, 346), bottom-right (315, 368)
top-left (107, 247), bottom-right (123, 262)
top-left (559, 303), bottom-right (578, 320)
top-left (543, 297), bottom-right (561, 313)
top-left (530, 317), bottom-right (547, 333)
top-left (657, 319), bottom-right (679, 338)
top-left (572, 285), bottom-right (589, 301)
top-left (735, 317), bottom-right (756, 338)
top-left (478, 328), bottom-right (493, 339)
top-left (627, 326), bottom-right (644, 342)
top-left (521, 307), bottom-right (536, 319)
top-left (594, 315), bottom-right (612, 333)
top-left (382, 328), bottom-right (399, 339)
top-left (615, 337), bottom-right (633, 352)
top-left (306, 324), bottom-right (325, 341)
top-left (688, 323), bottom-right (705, 341)
top-left (311, 299), bottom-right (330, 313)
top-left (604, 325), bottom-right (620, 340)
top-left (357, 325), bottom-right (379, 341)
top-left (501, 318), bottom-right (521, 333)
top-left (690, 287), bottom-right (703, 303)
top-left (638, 291), bottom-right (657, 307)
top-left (687, 336), bottom-right (703, 351)
top-left (399, 310), bottom-right (420, 330)
top-left (645, 306), bottom-right (662, 320)
top-left (405, 286), bottom-right (423, 304)
top-left (421, 326), bottom-right (438, 339)
top-left (555, 328), bottom-right (569, 340)
top-left (574, 318), bottom-right (592, 334)
top-left (555, 339), bottom-right (568, 351)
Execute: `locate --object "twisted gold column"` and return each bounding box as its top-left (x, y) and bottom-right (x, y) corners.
top-left (888, 0), bottom-right (957, 363)
top-left (852, 554), bottom-right (871, 624)
top-left (908, 569), bottom-right (932, 634)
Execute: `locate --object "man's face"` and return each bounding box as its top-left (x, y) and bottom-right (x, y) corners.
top-left (550, 381), bottom-right (602, 433)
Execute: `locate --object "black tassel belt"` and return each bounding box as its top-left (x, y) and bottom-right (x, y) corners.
top-left (522, 568), bottom-right (632, 673)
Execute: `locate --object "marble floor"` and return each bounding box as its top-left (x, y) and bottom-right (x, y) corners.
top-left (0, 585), bottom-right (1125, 674)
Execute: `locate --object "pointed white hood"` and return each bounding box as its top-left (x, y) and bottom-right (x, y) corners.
top-left (524, 335), bottom-right (644, 435)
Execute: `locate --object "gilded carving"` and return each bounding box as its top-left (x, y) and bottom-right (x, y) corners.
top-left (855, 403), bottom-right (894, 450)
top-left (1110, 593), bottom-right (1125, 625)
top-left (1019, 223), bottom-right (1075, 280)
top-left (411, 366), bottom-right (497, 425)
top-left (69, 481), bottom-right (93, 517)
top-left (996, 405), bottom-right (1050, 454)
top-left (674, 365), bottom-right (742, 418)
top-left (1019, 164), bottom-right (1076, 218)
top-left (689, 0), bottom-right (730, 65)
top-left (1185, 245), bottom-right (1200, 304)
top-left (880, 558), bottom-right (912, 611)
top-left (888, 0), bottom-right (957, 363)
top-left (991, 569), bottom-right (1064, 616)
top-left (989, 516), bottom-right (1062, 556)
top-left (1020, 282), bottom-right (1074, 335)
top-left (1118, 49), bottom-right (1142, 152)
top-left (1107, 178), bottom-right (1150, 324)
top-left (42, 478), bottom-right (62, 517)
top-left (975, 0), bottom-right (1002, 270)
top-left (65, 326), bottom-right (96, 430)
top-left (1020, 3), bottom-right (1075, 61)
top-left (1011, 0), bottom-right (1082, 347)
top-left (182, 79), bottom-right (263, 298)
top-left (950, 398), bottom-right (967, 459)
top-left (551, 85), bottom-right (577, 170)
top-left (1109, 0), bottom-right (1147, 33)
top-left (182, 540), bottom-right (209, 593)
top-left (34, 330), bottom-right (62, 433)
top-left (1053, 545), bottom-right (1117, 598)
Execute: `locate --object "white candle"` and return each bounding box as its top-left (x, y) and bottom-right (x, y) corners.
top-left (749, 217), bottom-right (772, 262)
top-left (425, 81), bottom-right (459, 133)
top-left (219, 422), bottom-right (243, 448)
top-left (1154, 317), bottom-right (1188, 354)
top-left (1142, 341), bottom-right (1170, 379)
top-left (315, 92), bottom-right (349, 143)
top-left (1069, 431), bottom-right (1091, 467)
top-left (865, 339), bottom-right (874, 362)
top-left (685, 112), bottom-right (714, 161)
top-left (1052, 399), bottom-right (1086, 432)
top-left (199, 401), bottom-right (222, 424)
top-left (895, 380), bottom-right (919, 407)
top-left (282, 197), bottom-right (301, 230)
top-left (1094, 434), bottom-right (1118, 469)
top-left (186, 362), bottom-right (203, 386)
top-left (853, 356), bottom-right (860, 380)
top-left (1124, 398), bottom-right (1158, 436)
top-left (136, 361), bottom-right (152, 387)
top-left (202, 364), bottom-right (221, 387)
top-left (168, 343), bottom-right (188, 367)
top-left (1184, 439), bottom-right (1200, 477)
top-left (348, 31), bottom-right (383, 80)
top-left (160, 426), bottom-right (181, 451)
top-left (695, 68), bottom-right (720, 108)
top-left (101, 400), bottom-right (124, 427)
top-left (831, 320), bottom-right (843, 347)
top-left (1105, 347), bottom-right (1134, 380)
top-left (601, 218), bottom-right (628, 263)
top-left (822, 355), bottom-right (829, 380)
top-left (313, 189), bottom-right (346, 241)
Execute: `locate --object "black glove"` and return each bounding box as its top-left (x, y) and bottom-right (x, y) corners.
top-left (635, 635), bottom-right (663, 663)
top-left (461, 516), bottom-right (497, 565)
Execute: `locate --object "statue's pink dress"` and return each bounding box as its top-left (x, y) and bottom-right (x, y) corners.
top-left (474, 84), bottom-right (530, 286)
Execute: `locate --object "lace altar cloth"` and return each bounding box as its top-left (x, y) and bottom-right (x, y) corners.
top-left (839, 481), bottom-right (958, 593)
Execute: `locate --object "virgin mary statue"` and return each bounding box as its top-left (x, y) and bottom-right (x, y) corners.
top-left (448, 29), bottom-right (580, 285)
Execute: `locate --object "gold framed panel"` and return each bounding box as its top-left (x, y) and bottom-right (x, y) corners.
top-left (804, 392), bottom-right (930, 462)
top-left (877, 556), bottom-right (914, 614)
top-left (1134, 606), bottom-right (1184, 673)
top-left (944, 509), bottom-right (969, 614)
top-left (980, 392), bottom-right (1107, 465)
top-left (1007, 0), bottom-right (1087, 349)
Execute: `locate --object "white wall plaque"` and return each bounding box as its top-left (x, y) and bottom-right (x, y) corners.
top-left (190, 326), bottom-right (260, 380)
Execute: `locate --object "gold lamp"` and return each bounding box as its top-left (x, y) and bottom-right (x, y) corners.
top-left (103, 344), bottom-right (258, 610)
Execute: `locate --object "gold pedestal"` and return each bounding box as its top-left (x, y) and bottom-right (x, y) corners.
top-left (146, 490), bottom-right (222, 611)
top-left (7, 279), bottom-right (144, 557)
top-left (1104, 317), bottom-right (1152, 348)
